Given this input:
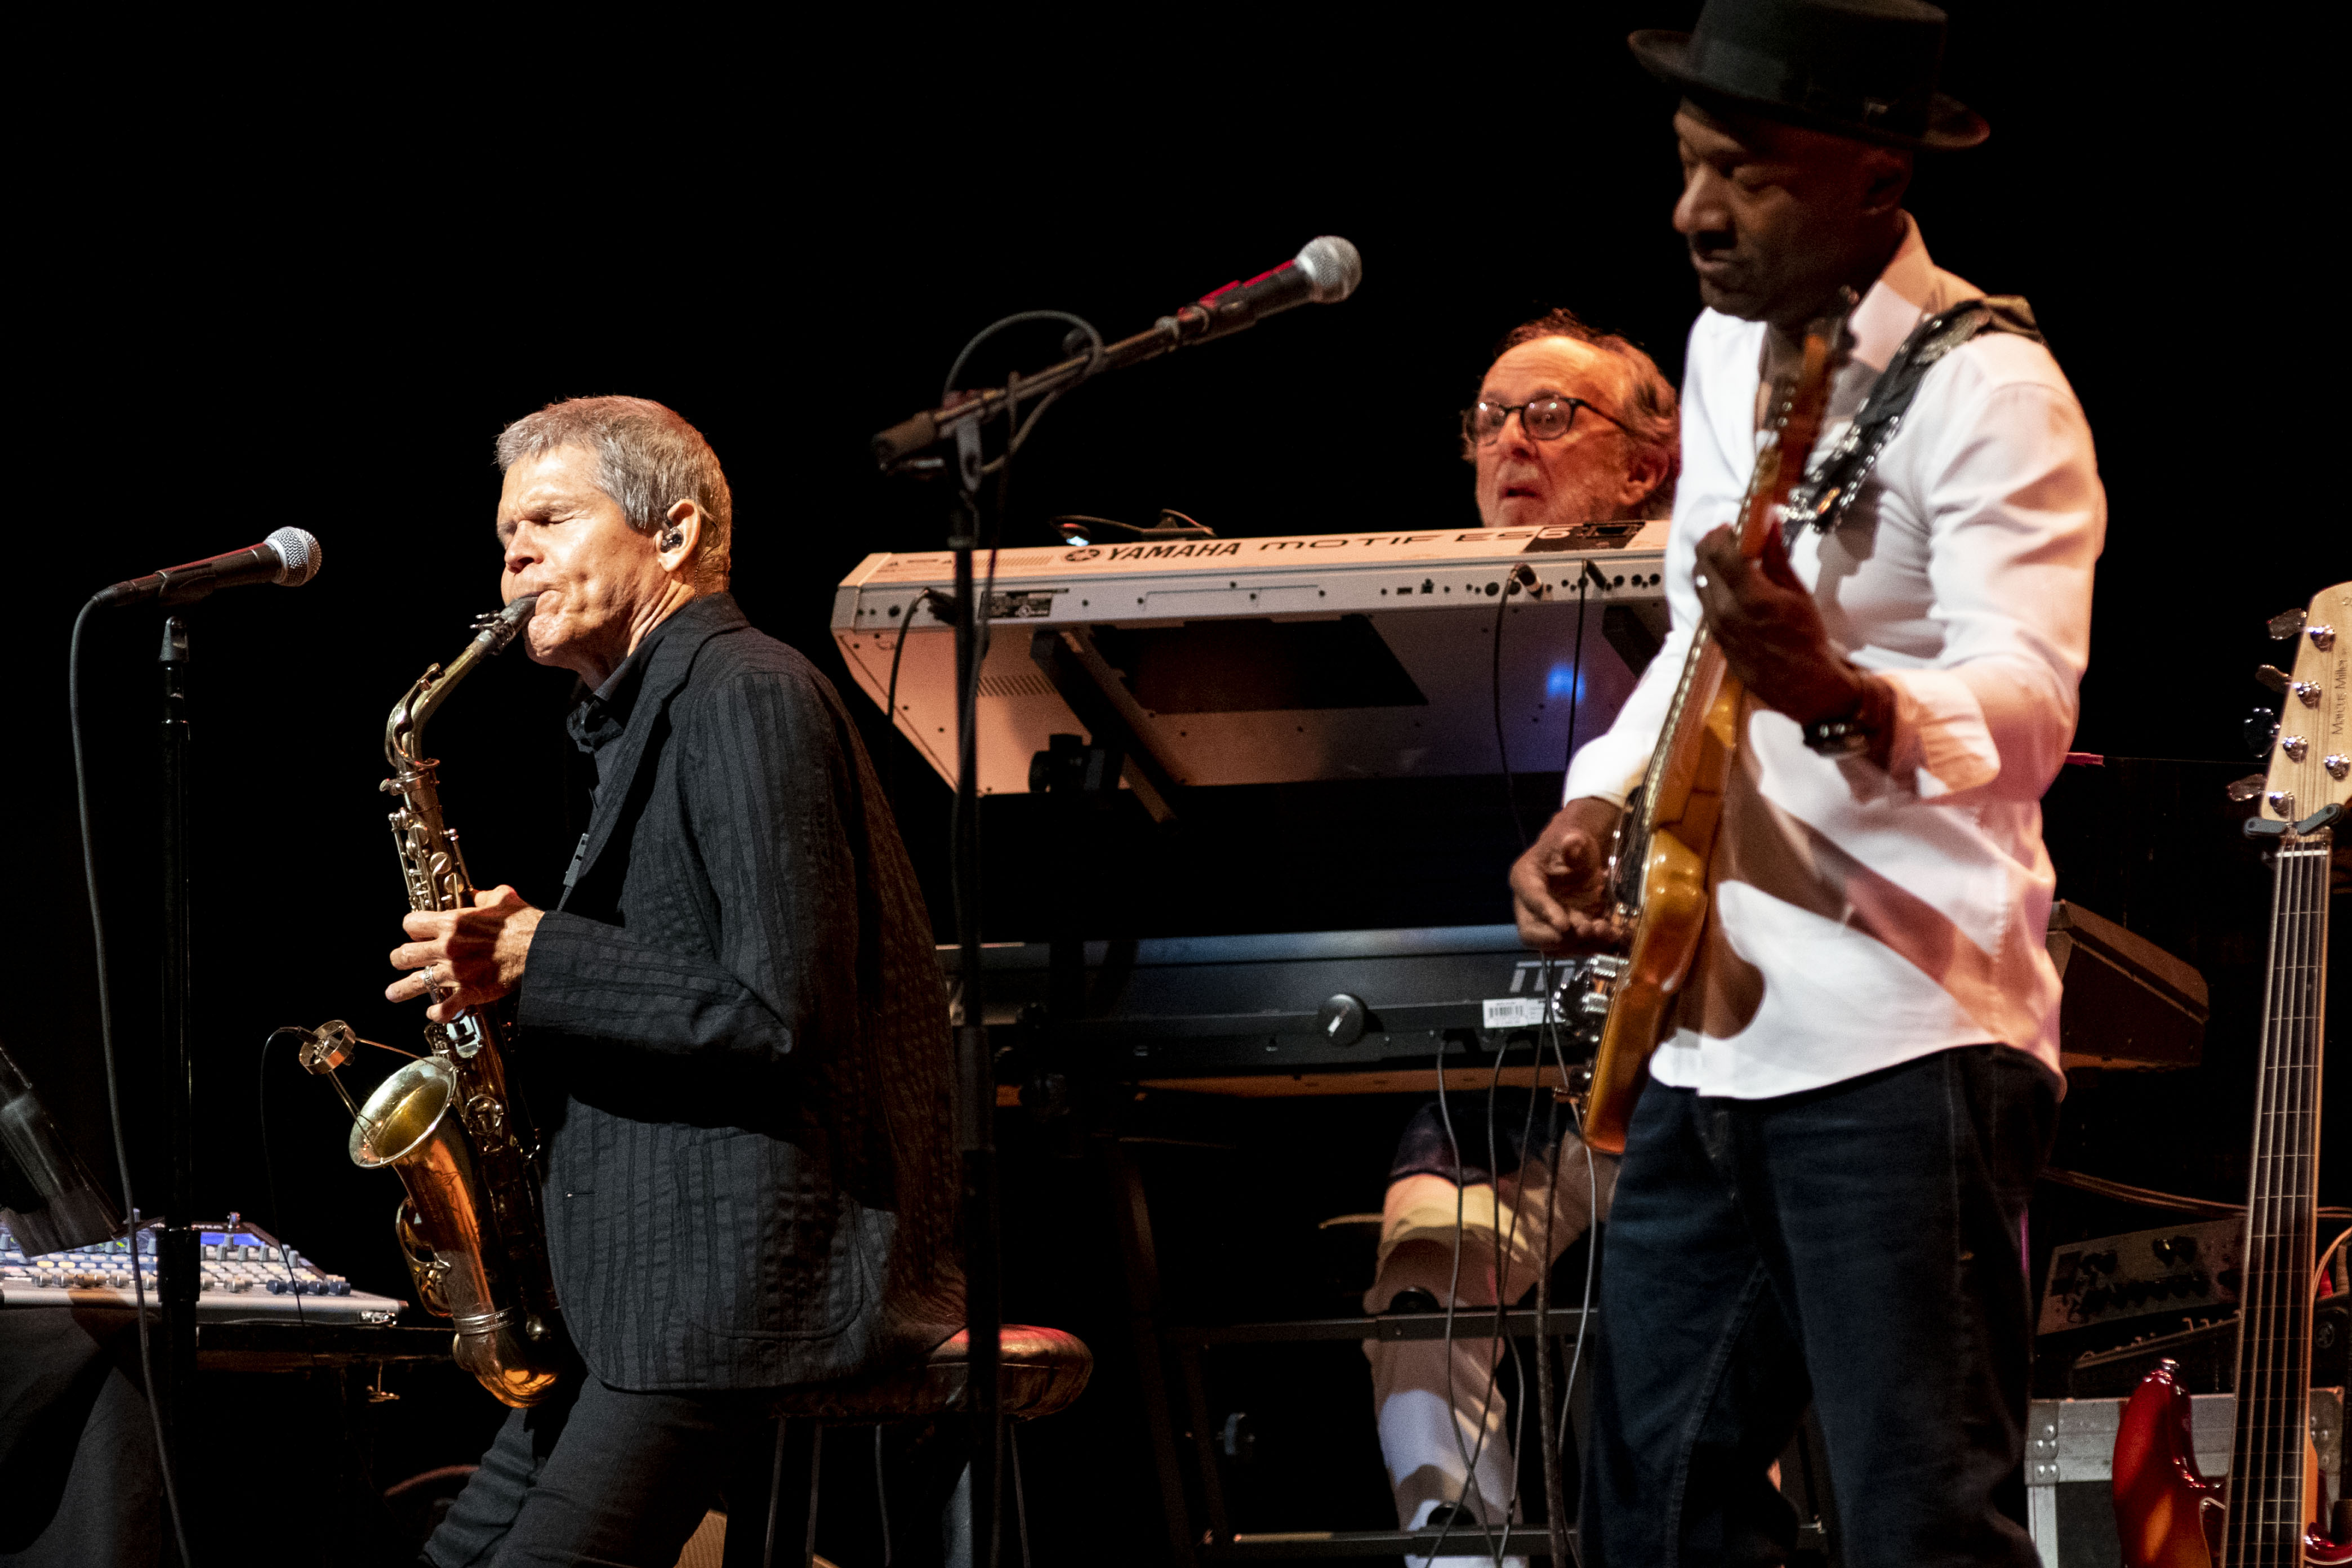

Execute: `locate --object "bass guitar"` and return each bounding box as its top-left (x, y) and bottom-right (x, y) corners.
top-left (1578, 299), bottom-right (1848, 1153)
top-left (2112, 579), bottom-right (2351, 1567)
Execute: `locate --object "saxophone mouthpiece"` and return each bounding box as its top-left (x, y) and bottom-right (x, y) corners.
top-left (471, 594), bottom-right (541, 652)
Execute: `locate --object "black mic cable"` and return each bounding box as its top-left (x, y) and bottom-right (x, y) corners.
top-left (69, 599), bottom-right (197, 1568)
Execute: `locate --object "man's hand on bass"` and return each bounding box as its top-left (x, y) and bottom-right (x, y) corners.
top-left (1511, 797), bottom-right (1630, 954)
top-left (386, 883), bottom-right (543, 1023)
top-left (1693, 523), bottom-right (1895, 766)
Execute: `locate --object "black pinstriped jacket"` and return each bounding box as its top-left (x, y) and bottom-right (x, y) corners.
top-left (515, 593), bottom-right (961, 1392)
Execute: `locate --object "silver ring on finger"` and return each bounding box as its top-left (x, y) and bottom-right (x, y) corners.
top-left (422, 963), bottom-right (445, 1000)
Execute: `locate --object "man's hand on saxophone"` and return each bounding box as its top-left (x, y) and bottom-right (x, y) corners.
top-left (386, 883), bottom-right (542, 1023)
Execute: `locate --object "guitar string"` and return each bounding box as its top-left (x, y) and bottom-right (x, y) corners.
top-left (2286, 839), bottom-right (2322, 1543)
top-left (2246, 839), bottom-right (2276, 1557)
top-left (2289, 838), bottom-right (2316, 1543)
top-left (2288, 838), bottom-right (2325, 1541)
top-left (2248, 837), bottom-right (2284, 1556)
top-left (2278, 838), bottom-right (2320, 1547)
top-left (2252, 839), bottom-right (2286, 1553)
top-left (2236, 830), bottom-right (2293, 1556)
top-left (2242, 836), bottom-right (2326, 1553)
top-left (2263, 838), bottom-right (2311, 1549)
top-left (2234, 834), bottom-right (2267, 1559)
top-left (2264, 841), bottom-right (2296, 1549)
top-left (2267, 841), bottom-right (2305, 1551)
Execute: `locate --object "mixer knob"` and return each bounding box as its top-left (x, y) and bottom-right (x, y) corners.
top-left (1316, 994), bottom-right (1369, 1048)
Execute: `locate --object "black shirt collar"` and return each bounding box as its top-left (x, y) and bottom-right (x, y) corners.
top-left (564, 594), bottom-right (736, 756)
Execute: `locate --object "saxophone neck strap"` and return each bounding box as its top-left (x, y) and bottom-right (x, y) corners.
top-left (1785, 293), bottom-right (2044, 534)
top-left (562, 832), bottom-right (591, 894)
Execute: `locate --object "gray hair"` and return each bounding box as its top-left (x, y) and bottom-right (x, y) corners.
top-left (495, 396), bottom-right (734, 588)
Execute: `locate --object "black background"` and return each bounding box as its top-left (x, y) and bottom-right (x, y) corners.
top-left (8, 6), bottom-right (2347, 1562)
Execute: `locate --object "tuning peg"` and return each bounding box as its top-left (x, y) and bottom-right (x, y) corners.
top-left (2246, 707), bottom-right (2280, 759)
top-left (2256, 665), bottom-right (2323, 706)
top-left (2269, 607), bottom-right (2308, 639)
top-left (2226, 774), bottom-right (2268, 803)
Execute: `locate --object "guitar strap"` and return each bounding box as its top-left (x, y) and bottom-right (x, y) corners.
top-left (1784, 294), bottom-right (2044, 534)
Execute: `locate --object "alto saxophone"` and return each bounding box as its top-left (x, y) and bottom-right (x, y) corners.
top-left (299, 594), bottom-right (564, 1406)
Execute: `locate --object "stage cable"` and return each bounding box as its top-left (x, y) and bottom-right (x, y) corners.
top-left (1435, 556), bottom-right (1597, 1562)
top-left (1547, 964), bottom-right (1602, 1568)
top-left (1491, 566), bottom-right (1538, 854)
top-left (1530, 957), bottom-right (1570, 1568)
top-left (881, 588), bottom-right (952, 811)
top-left (69, 596), bottom-right (197, 1568)
top-left (1563, 570), bottom-right (1591, 776)
top-left (1427, 1020), bottom-right (1542, 1565)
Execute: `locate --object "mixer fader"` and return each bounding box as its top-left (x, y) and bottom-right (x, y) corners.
top-left (0, 1213), bottom-right (406, 1322)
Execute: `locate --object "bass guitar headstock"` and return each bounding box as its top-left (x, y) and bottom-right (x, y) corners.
top-left (2230, 579), bottom-right (2351, 837)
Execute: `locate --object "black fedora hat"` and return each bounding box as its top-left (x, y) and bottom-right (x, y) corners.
top-left (1630, 0), bottom-right (1988, 150)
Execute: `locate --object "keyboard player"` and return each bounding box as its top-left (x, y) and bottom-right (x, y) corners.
top-left (1364, 309), bottom-right (1678, 1564)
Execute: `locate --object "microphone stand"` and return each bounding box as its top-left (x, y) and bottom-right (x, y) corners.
top-left (945, 430), bottom-right (1005, 1566)
top-left (156, 615), bottom-right (199, 1525)
top-left (874, 262), bottom-right (1356, 1561)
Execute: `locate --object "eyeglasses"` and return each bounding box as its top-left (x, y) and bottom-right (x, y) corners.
top-left (1461, 395), bottom-right (1632, 447)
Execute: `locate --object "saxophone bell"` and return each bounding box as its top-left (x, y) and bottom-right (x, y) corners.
top-left (346, 1053), bottom-right (561, 1409)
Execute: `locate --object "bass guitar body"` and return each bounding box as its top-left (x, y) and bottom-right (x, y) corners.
top-left (2113, 1360), bottom-right (2346, 1567)
top-left (1583, 684), bottom-right (1734, 1152)
top-left (1580, 305), bottom-right (1845, 1155)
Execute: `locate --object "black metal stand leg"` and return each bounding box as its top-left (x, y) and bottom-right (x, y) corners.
top-left (1175, 1343), bottom-right (1233, 1547)
top-left (764, 1416), bottom-right (789, 1568)
top-left (803, 1424), bottom-right (825, 1568)
top-left (1008, 1422), bottom-right (1032, 1568)
top-left (1098, 1135), bottom-right (1199, 1568)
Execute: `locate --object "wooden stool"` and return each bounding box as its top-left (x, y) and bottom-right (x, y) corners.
top-left (760, 1326), bottom-right (1092, 1567)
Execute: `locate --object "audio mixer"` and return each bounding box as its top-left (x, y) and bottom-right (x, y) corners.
top-left (1, 1213), bottom-right (406, 1323)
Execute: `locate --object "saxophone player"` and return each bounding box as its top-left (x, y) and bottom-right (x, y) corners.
top-left (386, 396), bottom-right (962, 1566)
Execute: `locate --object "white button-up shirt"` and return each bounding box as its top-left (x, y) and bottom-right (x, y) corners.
top-left (1563, 215), bottom-right (2105, 1096)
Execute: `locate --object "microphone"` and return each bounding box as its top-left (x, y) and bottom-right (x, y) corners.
top-left (95, 527), bottom-right (323, 609)
top-left (1177, 235), bottom-right (1363, 344)
top-left (871, 236), bottom-right (1365, 468)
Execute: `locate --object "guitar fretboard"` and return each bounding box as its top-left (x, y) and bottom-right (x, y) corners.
top-left (2223, 830), bottom-right (2332, 1566)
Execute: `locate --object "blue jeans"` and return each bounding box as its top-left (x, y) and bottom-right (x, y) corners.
top-left (1579, 1045), bottom-right (2056, 1567)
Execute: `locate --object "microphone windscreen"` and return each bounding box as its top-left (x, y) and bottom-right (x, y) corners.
top-left (267, 527), bottom-right (323, 586)
top-left (1295, 236), bottom-right (1363, 304)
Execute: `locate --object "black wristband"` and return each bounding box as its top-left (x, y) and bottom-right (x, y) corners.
top-left (1802, 715), bottom-right (1873, 756)
top-left (1802, 674), bottom-right (1886, 758)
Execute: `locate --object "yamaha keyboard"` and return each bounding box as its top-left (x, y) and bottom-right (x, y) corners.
top-left (835, 520), bottom-right (1671, 796)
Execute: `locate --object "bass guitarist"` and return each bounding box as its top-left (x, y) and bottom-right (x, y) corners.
top-left (1507, 1), bottom-right (2104, 1561)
